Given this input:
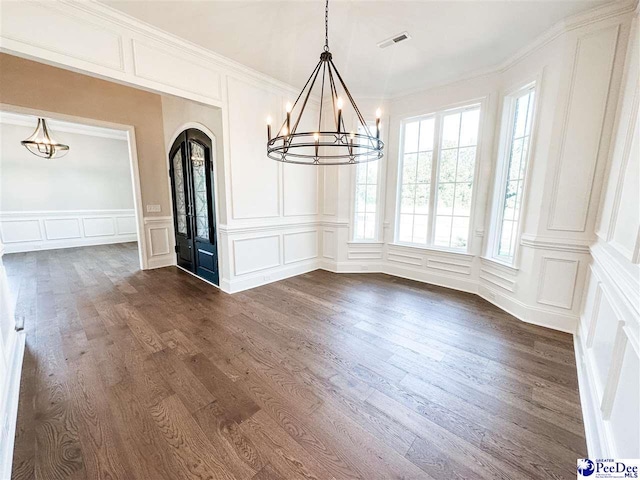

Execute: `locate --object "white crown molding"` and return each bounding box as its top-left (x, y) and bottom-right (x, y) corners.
top-left (61, 0), bottom-right (305, 97)
top-left (0, 111), bottom-right (128, 140)
top-left (4, 0), bottom-right (631, 105)
top-left (389, 0), bottom-right (636, 103)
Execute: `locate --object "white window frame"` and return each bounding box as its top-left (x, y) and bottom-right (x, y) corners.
top-left (488, 80), bottom-right (539, 267)
top-left (394, 102), bottom-right (482, 252)
top-left (350, 120), bottom-right (384, 242)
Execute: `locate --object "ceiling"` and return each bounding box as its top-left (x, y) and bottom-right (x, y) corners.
top-left (102, 0), bottom-right (614, 97)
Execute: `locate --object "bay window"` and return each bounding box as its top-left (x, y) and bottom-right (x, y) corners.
top-left (397, 104), bottom-right (481, 250)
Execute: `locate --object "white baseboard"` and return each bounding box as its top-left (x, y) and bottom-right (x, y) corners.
top-left (0, 331), bottom-right (26, 480)
top-left (146, 253), bottom-right (176, 270)
top-left (222, 259), bottom-right (319, 294)
top-left (477, 284), bottom-right (578, 334)
top-left (381, 262), bottom-right (478, 296)
top-left (2, 234), bottom-right (137, 254)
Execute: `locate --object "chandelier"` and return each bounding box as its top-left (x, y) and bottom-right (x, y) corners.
top-left (266, 0), bottom-right (383, 165)
top-left (21, 117), bottom-right (69, 159)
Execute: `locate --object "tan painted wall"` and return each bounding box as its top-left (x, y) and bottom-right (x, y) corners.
top-left (0, 53), bottom-right (170, 216)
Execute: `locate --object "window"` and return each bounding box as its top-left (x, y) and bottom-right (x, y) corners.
top-left (397, 104), bottom-right (480, 250)
top-left (353, 123), bottom-right (380, 240)
top-left (493, 85), bottom-right (536, 262)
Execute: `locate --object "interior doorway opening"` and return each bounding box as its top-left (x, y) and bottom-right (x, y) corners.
top-left (0, 108), bottom-right (146, 270)
top-left (168, 128), bottom-right (220, 286)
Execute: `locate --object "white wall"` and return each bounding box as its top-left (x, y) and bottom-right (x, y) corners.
top-left (575, 10), bottom-right (640, 458)
top-left (0, 120), bottom-right (133, 211)
top-left (0, 116), bottom-right (137, 253)
top-left (0, 240), bottom-right (25, 480)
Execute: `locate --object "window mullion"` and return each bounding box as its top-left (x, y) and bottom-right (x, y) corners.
top-left (428, 114), bottom-right (441, 245)
top-left (409, 120), bottom-right (421, 243)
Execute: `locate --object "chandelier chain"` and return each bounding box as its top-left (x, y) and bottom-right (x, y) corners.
top-left (324, 0), bottom-right (329, 51)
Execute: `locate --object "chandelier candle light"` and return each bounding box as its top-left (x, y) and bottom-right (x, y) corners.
top-left (266, 0), bottom-right (384, 165)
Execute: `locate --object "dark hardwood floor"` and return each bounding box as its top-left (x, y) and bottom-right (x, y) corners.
top-left (5, 242), bottom-right (586, 480)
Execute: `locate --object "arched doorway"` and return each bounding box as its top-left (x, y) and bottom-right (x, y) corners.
top-left (168, 128), bottom-right (219, 285)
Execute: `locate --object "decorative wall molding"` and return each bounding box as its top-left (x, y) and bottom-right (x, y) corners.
top-left (283, 230), bottom-right (318, 265)
top-left (520, 233), bottom-right (592, 253)
top-left (218, 219), bottom-right (319, 235)
top-left (233, 234), bottom-right (281, 276)
top-left (387, 251), bottom-right (423, 267)
top-left (578, 240), bottom-right (640, 457)
top-left (142, 215), bottom-right (174, 269)
top-left (479, 267), bottom-right (517, 293)
top-left (427, 257), bottom-right (472, 276)
top-left (536, 257), bottom-right (579, 309)
top-left (0, 329), bottom-right (25, 480)
top-left (0, 210), bottom-right (137, 253)
top-left (322, 230), bottom-right (335, 259)
top-left (131, 38), bottom-right (222, 104)
top-left (0, 244), bottom-right (25, 480)
top-left (547, 24), bottom-right (620, 232)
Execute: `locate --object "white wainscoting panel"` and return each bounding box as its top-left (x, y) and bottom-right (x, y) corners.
top-left (536, 257), bottom-right (579, 309)
top-left (0, 210), bottom-right (137, 253)
top-left (548, 25), bottom-right (620, 231)
top-left (283, 164), bottom-right (319, 217)
top-left (0, 220), bottom-right (41, 244)
top-left (233, 235), bottom-right (281, 276)
top-left (589, 289), bottom-right (622, 397)
top-left (0, 2), bottom-right (124, 72)
top-left (44, 218), bottom-right (81, 240)
top-left (387, 251), bottom-right (423, 267)
top-left (132, 39), bottom-right (222, 103)
top-left (322, 230), bottom-right (335, 259)
top-left (607, 337), bottom-right (639, 457)
top-left (284, 230), bottom-right (318, 264)
top-left (83, 217), bottom-right (116, 237)
top-left (227, 77), bottom-right (281, 220)
top-left (478, 258), bottom-right (518, 293)
top-left (116, 215), bottom-right (137, 235)
top-left (143, 216), bottom-right (174, 269)
top-left (0, 244), bottom-right (25, 480)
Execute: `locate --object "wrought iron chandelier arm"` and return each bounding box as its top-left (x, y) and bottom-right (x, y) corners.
top-left (317, 61), bottom-right (327, 133)
top-left (280, 59), bottom-right (323, 133)
top-left (329, 59), bottom-right (375, 141)
top-left (291, 60), bottom-right (323, 135)
top-left (327, 64), bottom-right (339, 130)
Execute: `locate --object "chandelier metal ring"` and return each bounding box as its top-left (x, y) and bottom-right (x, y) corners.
top-left (265, 0), bottom-right (384, 166)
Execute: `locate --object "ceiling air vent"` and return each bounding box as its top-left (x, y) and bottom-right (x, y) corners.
top-left (377, 32), bottom-right (411, 49)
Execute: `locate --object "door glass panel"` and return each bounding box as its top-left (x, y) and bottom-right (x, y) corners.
top-left (190, 140), bottom-right (209, 240)
top-left (172, 149), bottom-right (187, 235)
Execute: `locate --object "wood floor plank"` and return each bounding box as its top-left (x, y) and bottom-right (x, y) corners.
top-left (148, 394), bottom-right (238, 480)
top-left (9, 243), bottom-right (587, 480)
